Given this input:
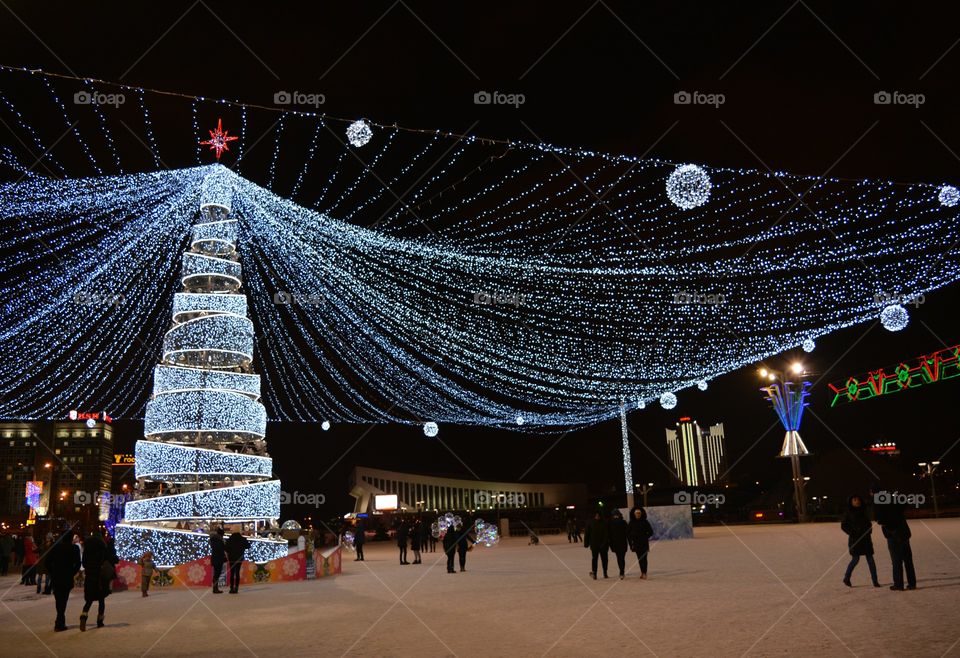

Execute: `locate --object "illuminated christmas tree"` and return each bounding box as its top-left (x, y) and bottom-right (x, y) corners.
top-left (115, 164), bottom-right (287, 567)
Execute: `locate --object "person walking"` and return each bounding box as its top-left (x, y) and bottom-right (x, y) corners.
top-left (420, 517), bottom-right (432, 557)
top-left (566, 518), bottom-right (577, 543)
top-left (871, 483), bottom-right (917, 591)
top-left (397, 520), bottom-right (410, 565)
top-left (410, 518), bottom-right (423, 564)
top-left (456, 518), bottom-right (474, 572)
top-left (584, 510), bottom-right (610, 580)
top-left (840, 494), bottom-right (880, 587)
top-left (225, 531), bottom-right (250, 594)
top-left (48, 530), bottom-right (81, 632)
top-left (210, 528), bottom-right (226, 593)
top-left (443, 521), bottom-right (459, 573)
top-left (573, 520), bottom-right (583, 543)
top-left (608, 510), bottom-right (629, 580)
top-left (138, 550), bottom-right (156, 597)
top-left (79, 531), bottom-right (117, 631)
top-left (353, 520), bottom-right (366, 561)
top-left (628, 506), bottom-right (654, 579)
top-left (0, 531), bottom-right (12, 576)
top-left (21, 532), bottom-right (38, 585)
top-left (36, 534), bottom-right (54, 594)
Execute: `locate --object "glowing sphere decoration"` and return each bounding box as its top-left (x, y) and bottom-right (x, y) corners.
top-left (346, 120), bottom-right (372, 147)
top-left (938, 185), bottom-right (959, 207)
top-left (802, 338), bottom-right (816, 353)
top-left (423, 421), bottom-right (439, 437)
top-left (473, 518), bottom-right (500, 547)
top-left (880, 304), bottom-right (910, 332)
top-left (516, 415), bottom-right (525, 426)
top-left (659, 392), bottom-right (678, 410)
top-left (637, 400), bottom-right (646, 410)
top-left (321, 420), bottom-right (331, 431)
top-left (666, 164), bottom-right (712, 209)
top-left (696, 380), bottom-right (708, 391)
top-left (341, 531), bottom-right (355, 551)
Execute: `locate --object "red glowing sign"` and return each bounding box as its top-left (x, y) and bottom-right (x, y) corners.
top-left (67, 410), bottom-right (112, 424)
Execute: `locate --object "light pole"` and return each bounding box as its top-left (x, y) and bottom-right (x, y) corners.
top-left (918, 462), bottom-right (940, 517)
top-left (760, 362), bottom-right (811, 522)
top-left (635, 482), bottom-right (654, 507)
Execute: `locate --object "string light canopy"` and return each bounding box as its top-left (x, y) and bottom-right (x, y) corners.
top-left (0, 67), bottom-right (958, 433)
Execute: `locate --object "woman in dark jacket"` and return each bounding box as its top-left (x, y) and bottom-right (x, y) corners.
top-left (583, 510), bottom-right (610, 580)
top-left (80, 532), bottom-right (117, 631)
top-left (410, 519), bottom-right (423, 564)
top-left (841, 495), bottom-right (880, 587)
top-left (225, 532), bottom-right (250, 593)
top-left (608, 510), bottom-right (629, 580)
top-left (396, 521), bottom-right (410, 565)
top-left (627, 506), bottom-right (654, 579)
top-left (48, 530), bottom-right (81, 632)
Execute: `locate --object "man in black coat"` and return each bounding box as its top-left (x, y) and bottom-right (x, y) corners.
top-left (584, 510), bottom-right (610, 579)
top-left (870, 484), bottom-right (917, 591)
top-left (353, 520), bottom-right (365, 561)
top-left (396, 521), bottom-right (410, 565)
top-left (627, 507), bottom-right (654, 579)
top-left (47, 529), bottom-right (81, 632)
top-left (456, 517), bottom-right (474, 572)
top-left (442, 520), bottom-right (459, 573)
top-left (225, 532), bottom-right (250, 593)
top-left (80, 532), bottom-right (118, 631)
top-left (210, 528), bottom-right (227, 594)
top-left (608, 510), bottom-right (629, 580)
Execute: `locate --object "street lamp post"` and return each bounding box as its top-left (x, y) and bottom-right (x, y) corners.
top-left (760, 363), bottom-right (811, 523)
top-left (918, 462), bottom-right (940, 517)
top-left (635, 482), bottom-right (654, 507)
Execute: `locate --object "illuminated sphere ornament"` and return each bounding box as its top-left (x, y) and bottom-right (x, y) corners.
top-left (342, 531), bottom-right (355, 551)
top-left (423, 421), bottom-right (439, 437)
top-left (637, 400), bottom-right (646, 410)
top-left (516, 415), bottom-right (525, 426)
top-left (938, 185), bottom-right (959, 207)
top-left (321, 420), bottom-right (331, 431)
top-left (802, 338), bottom-right (816, 353)
top-left (659, 392), bottom-right (678, 410)
top-left (697, 380), bottom-right (708, 391)
top-left (666, 164), bottom-right (712, 209)
top-left (880, 304), bottom-right (909, 332)
top-left (86, 418), bottom-right (96, 428)
top-left (346, 120), bottom-right (372, 148)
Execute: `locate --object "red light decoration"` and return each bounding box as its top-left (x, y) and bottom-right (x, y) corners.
top-left (829, 344), bottom-right (960, 406)
top-left (199, 118), bottom-right (238, 160)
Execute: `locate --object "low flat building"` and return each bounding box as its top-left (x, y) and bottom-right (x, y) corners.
top-left (349, 466), bottom-right (587, 514)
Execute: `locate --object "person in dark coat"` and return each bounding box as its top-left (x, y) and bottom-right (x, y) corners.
top-left (410, 518), bottom-right (423, 564)
top-left (442, 519), bottom-right (459, 573)
top-left (21, 533), bottom-right (38, 585)
top-left (396, 521), bottom-right (410, 565)
top-left (584, 510), bottom-right (610, 579)
top-left (870, 483), bottom-right (917, 591)
top-left (353, 520), bottom-right (365, 561)
top-left (608, 510), bottom-right (629, 580)
top-left (79, 531), bottom-right (117, 631)
top-left (225, 532), bottom-right (250, 593)
top-left (628, 506), bottom-right (654, 579)
top-left (48, 529), bottom-right (81, 631)
top-left (420, 517), bottom-right (432, 557)
top-left (456, 518), bottom-right (474, 572)
top-left (841, 495), bottom-right (880, 587)
top-left (0, 532), bottom-right (12, 576)
top-left (210, 528), bottom-right (227, 593)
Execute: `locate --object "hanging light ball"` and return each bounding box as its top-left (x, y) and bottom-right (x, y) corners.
top-left (321, 420), bottom-right (331, 431)
top-left (423, 421), bottom-right (439, 437)
top-left (515, 415), bottom-right (525, 426)
top-left (880, 304), bottom-right (909, 332)
top-left (666, 164), bottom-right (712, 209)
top-left (637, 400), bottom-right (646, 410)
top-left (659, 392), bottom-right (678, 410)
top-left (938, 185), bottom-right (959, 207)
top-left (697, 380), bottom-right (708, 391)
top-left (346, 120), bottom-right (373, 147)
top-left (802, 338), bottom-right (816, 353)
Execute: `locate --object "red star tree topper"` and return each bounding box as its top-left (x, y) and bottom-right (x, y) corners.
top-left (199, 118), bottom-right (238, 160)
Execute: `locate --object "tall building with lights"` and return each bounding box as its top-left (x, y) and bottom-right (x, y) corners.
top-left (665, 418), bottom-right (727, 486)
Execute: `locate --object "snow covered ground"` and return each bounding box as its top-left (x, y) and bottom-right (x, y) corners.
top-left (2, 519), bottom-right (959, 657)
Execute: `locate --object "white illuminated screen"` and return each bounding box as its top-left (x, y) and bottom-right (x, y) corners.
top-left (375, 494), bottom-right (398, 511)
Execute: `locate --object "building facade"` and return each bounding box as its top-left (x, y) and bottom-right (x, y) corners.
top-left (665, 418), bottom-right (726, 486)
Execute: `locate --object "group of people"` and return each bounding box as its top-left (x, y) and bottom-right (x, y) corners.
top-left (394, 518), bottom-right (437, 566)
top-left (840, 484), bottom-right (918, 591)
top-left (584, 507), bottom-right (654, 580)
top-left (209, 527), bottom-right (252, 594)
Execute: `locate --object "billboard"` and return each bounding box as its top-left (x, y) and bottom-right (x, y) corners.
top-left (374, 494), bottom-right (398, 511)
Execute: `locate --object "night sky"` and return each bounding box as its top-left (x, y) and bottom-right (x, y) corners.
top-left (2, 2), bottom-right (959, 515)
